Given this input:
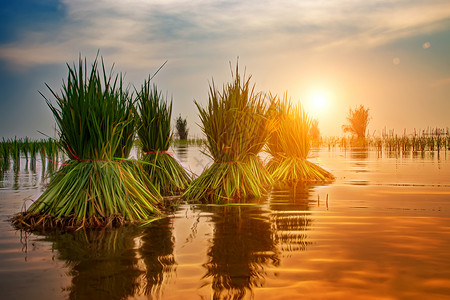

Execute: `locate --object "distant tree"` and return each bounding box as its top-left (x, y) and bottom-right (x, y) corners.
top-left (342, 105), bottom-right (370, 139)
top-left (309, 119), bottom-right (320, 141)
top-left (175, 114), bottom-right (189, 140)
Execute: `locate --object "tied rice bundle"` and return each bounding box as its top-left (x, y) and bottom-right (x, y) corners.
top-left (184, 64), bottom-right (271, 203)
top-left (12, 55), bottom-right (162, 230)
top-left (266, 95), bottom-right (334, 184)
top-left (136, 78), bottom-right (191, 196)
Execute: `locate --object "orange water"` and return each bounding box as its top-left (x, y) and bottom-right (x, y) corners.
top-left (1, 147), bottom-right (449, 299)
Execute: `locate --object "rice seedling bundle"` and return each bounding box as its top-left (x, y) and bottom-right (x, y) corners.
top-left (0, 139), bottom-right (8, 163)
top-left (266, 95), bottom-right (334, 184)
top-left (12, 55), bottom-right (162, 230)
top-left (136, 78), bottom-right (191, 196)
top-left (29, 140), bottom-right (39, 162)
top-left (0, 141), bottom-right (7, 174)
top-left (183, 64), bottom-right (271, 203)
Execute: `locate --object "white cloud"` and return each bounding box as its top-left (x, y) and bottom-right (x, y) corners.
top-left (1, 0), bottom-right (450, 69)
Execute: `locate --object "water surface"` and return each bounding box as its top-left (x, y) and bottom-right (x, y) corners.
top-left (1, 147), bottom-right (450, 299)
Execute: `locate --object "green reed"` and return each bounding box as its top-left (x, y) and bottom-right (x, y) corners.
top-left (265, 94), bottom-right (334, 184)
top-left (12, 54), bottom-right (162, 231)
top-left (183, 63), bottom-right (271, 203)
top-left (136, 78), bottom-right (191, 196)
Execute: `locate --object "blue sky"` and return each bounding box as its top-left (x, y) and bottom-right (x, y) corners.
top-left (1, 0), bottom-right (449, 138)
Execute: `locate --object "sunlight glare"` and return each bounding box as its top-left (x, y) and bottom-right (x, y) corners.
top-left (306, 88), bottom-right (331, 117)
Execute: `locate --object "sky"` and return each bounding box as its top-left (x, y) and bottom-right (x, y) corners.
top-left (0, 0), bottom-right (449, 139)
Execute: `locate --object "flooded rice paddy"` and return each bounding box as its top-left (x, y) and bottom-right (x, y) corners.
top-left (1, 146), bottom-right (450, 299)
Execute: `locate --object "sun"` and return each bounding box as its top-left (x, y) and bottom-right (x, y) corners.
top-left (306, 88), bottom-right (331, 116)
top-left (311, 91), bottom-right (327, 110)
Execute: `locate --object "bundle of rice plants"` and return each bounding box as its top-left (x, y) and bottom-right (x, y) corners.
top-left (0, 139), bottom-right (9, 164)
top-left (0, 140), bottom-right (9, 178)
top-left (266, 94), bottom-right (334, 184)
top-left (136, 77), bottom-right (191, 196)
top-left (12, 55), bottom-right (162, 231)
top-left (20, 137), bottom-right (31, 166)
top-left (183, 64), bottom-right (271, 203)
top-left (29, 139), bottom-right (39, 163)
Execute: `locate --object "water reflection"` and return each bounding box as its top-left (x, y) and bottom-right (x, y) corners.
top-left (0, 158), bottom-right (44, 190)
top-left (0, 158), bottom-right (8, 183)
top-left (30, 156), bottom-right (37, 174)
top-left (348, 147), bottom-right (370, 185)
top-left (139, 218), bottom-right (176, 298)
top-left (201, 204), bottom-right (279, 299)
top-left (350, 147), bottom-right (369, 160)
top-left (38, 219), bottom-right (176, 300)
top-left (41, 158), bottom-right (47, 188)
top-left (199, 185), bottom-right (319, 298)
top-left (13, 163), bottom-right (20, 190)
top-left (173, 144), bottom-right (189, 163)
top-left (412, 150), bottom-right (425, 159)
top-left (4, 147), bottom-right (450, 299)
top-left (269, 184), bottom-right (315, 252)
top-left (41, 227), bottom-right (142, 300)
top-left (12, 157), bottom-right (20, 173)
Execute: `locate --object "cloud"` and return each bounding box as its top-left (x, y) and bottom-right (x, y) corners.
top-left (1, 0), bottom-right (450, 70)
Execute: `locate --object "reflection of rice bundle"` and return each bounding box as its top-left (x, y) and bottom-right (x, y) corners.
top-left (271, 213), bottom-right (312, 252)
top-left (44, 227), bottom-right (143, 299)
top-left (13, 55), bottom-right (162, 230)
top-left (202, 206), bottom-right (279, 299)
top-left (139, 218), bottom-right (177, 297)
top-left (184, 64), bottom-right (271, 203)
top-left (266, 95), bottom-right (334, 184)
top-left (269, 186), bottom-right (313, 252)
top-left (136, 78), bottom-right (191, 196)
